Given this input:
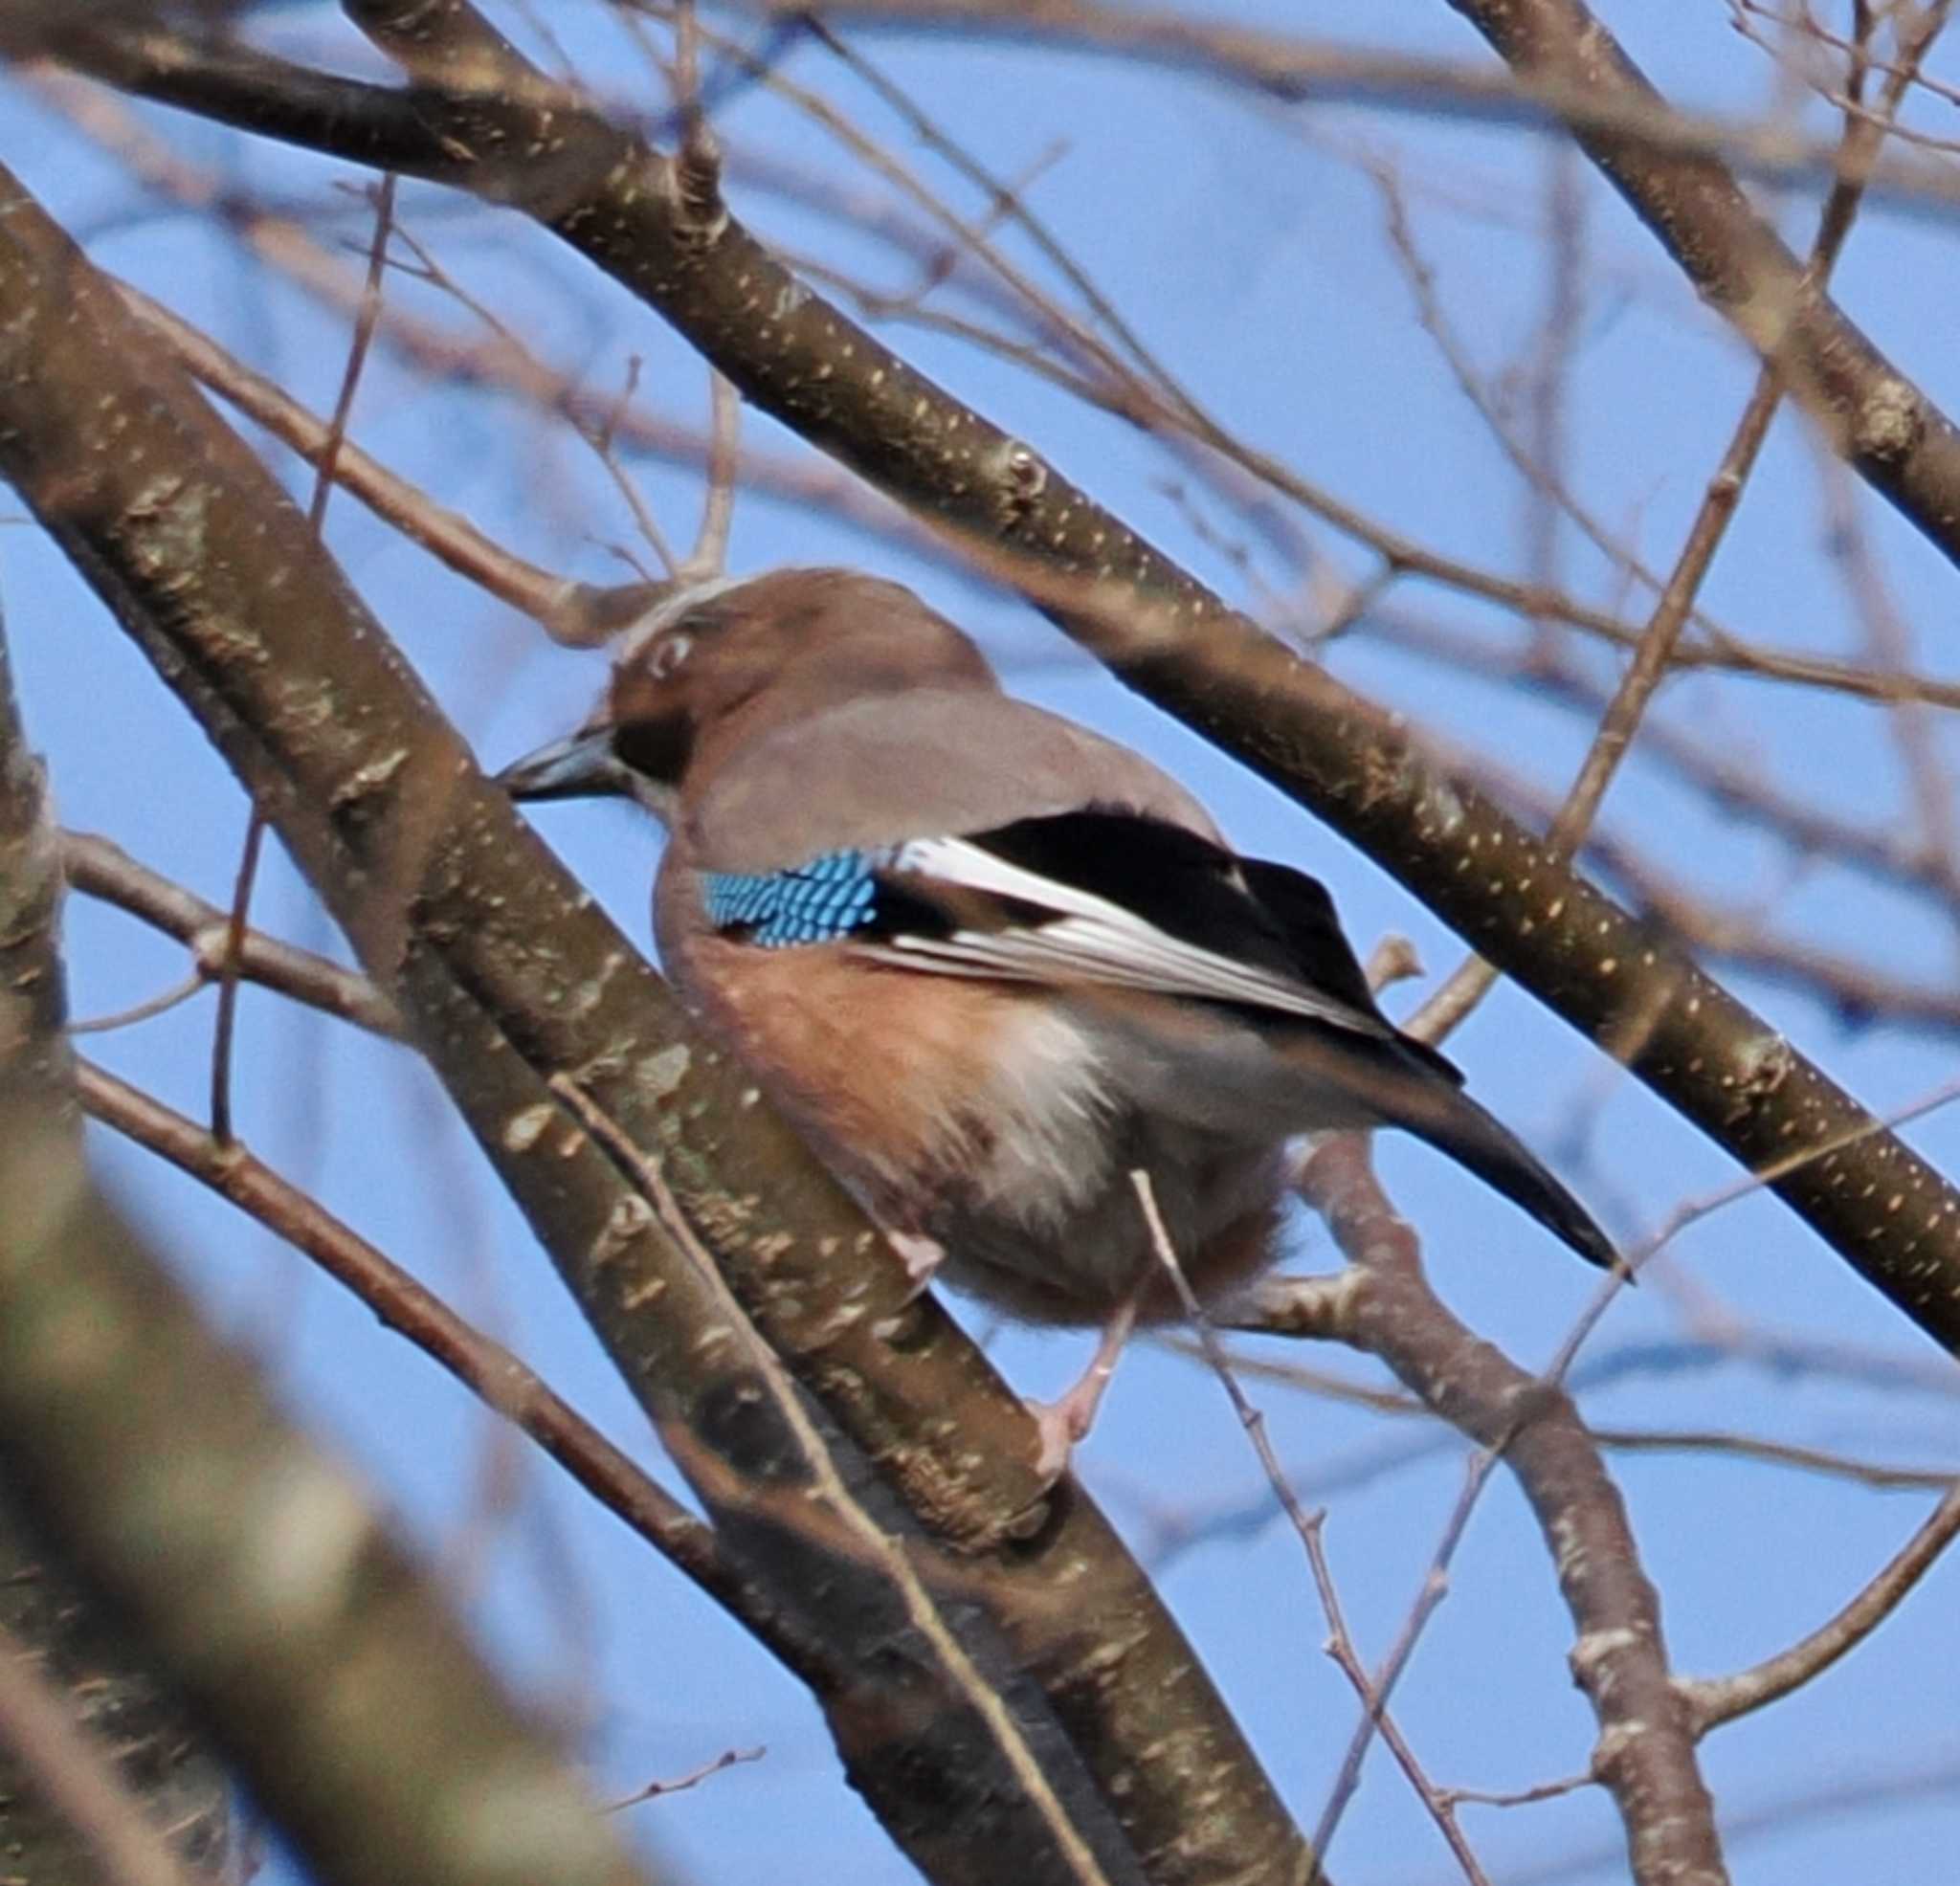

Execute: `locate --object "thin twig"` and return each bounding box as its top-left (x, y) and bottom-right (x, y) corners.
top-left (607, 1744), bottom-right (766, 1811)
top-left (210, 173), bottom-right (397, 1142)
top-left (688, 370), bottom-right (741, 576)
top-left (1407, 1), bottom-right (1951, 1044)
top-left (1128, 1169), bottom-right (1486, 1883)
top-left (1680, 1478), bottom-right (1960, 1733)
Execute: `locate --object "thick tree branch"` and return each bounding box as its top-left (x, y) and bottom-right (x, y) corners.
top-left (0, 1114), bottom-right (664, 1886)
top-left (0, 157), bottom-right (1315, 1886)
top-left (54, 10), bottom-right (1960, 1358)
top-left (0, 1614), bottom-right (211, 1886)
top-left (0, 566), bottom-right (656, 1886)
top-left (0, 632), bottom-right (233, 1886)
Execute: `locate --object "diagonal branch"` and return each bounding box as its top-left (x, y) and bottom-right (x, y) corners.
top-left (0, 155), bottom-right (1315, 1886)
top-left (1288, 1138), bottom-right (1726, 1886)
top-left (53, 8), bottom-right (1960, 1358)
top-left (1441, 0), bottom-right (1960, 568)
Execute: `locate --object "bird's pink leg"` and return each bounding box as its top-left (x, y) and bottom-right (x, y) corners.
top-left (1024, 1293), bottom-right (1142, 1481)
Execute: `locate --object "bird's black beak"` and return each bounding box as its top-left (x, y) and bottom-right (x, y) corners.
top-left (494, 726), bottom-right (629, 802)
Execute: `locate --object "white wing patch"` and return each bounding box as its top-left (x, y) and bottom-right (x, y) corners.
top-left (858, 835), bottom-right (1390, 1038)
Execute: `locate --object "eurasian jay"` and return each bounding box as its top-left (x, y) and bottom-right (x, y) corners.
top-left (500, 567), bottom-right (1615, 1470)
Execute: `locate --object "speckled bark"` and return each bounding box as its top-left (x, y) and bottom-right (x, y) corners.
top-left (57, 8), bottom-right (1960, 1357)
top-left (0, 162), bottom-right (1316, 1886)
top-left (2, 589), bottom-right (641, 1886)
top-left (0, 1487), bottom-right (234, 1886)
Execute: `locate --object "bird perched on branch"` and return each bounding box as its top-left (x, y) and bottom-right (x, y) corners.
top-left (500, 567), bottom-right (1615, 1473)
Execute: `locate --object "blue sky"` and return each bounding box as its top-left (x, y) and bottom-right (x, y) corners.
top-left (3, 3), bottom-right (1957, 1880)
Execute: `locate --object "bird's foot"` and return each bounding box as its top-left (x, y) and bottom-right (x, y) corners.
top-left (1022, 1297), bottom-right (1140, 1482)
top-left (1023, 1389), bottom-right (1098, 1485)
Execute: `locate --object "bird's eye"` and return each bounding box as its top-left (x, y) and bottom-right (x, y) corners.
top-left (649, 632), bottom-right (692, 680)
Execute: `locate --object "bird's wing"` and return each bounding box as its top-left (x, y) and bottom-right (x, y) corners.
top-left (869, 813), bottom-right (1395, 1039)
top-left (696, 807), bottom-right (1407, 1043)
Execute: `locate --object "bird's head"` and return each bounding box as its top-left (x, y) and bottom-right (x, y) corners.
top-left (496, 566), bottom-right (996, 820)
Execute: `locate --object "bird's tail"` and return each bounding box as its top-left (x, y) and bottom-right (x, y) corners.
top-left (1241, 1020), bottom-right (1620, 1270)
top-left (1391, 1074), bottom-right (1618, 1270)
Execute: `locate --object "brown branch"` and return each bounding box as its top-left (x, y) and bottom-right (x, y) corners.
top-left (69, 1056), bottom-right (858, 1694)
top-left (1376, 610), bottom-right (1960, 906)
top-left (1409, 365), bottom-right (1785, 1044)
top-left (0, 1111), bottom-right (662, 1886)
top-left (1290, 1137), bottom-right (1726, 1886)
top-left (52, 8), bottom-right (1960, 1364)
top-left (1440, 768), bottom-right (1960, 1034)
top-left (1441, 0), bottom-right (1960, 566)
top-left (1411, 5), bottom-right (1942, 1042)
top-left (0, 1619), bottom-right (211, 1886)
top-left (56, 61), bottom-right (1930, 717)
top-left (0, 525), bottom-right (654, 1886)
top-left (212, 168), bottom-right (399, 1144)
top-left (1134, 1165), bottom-right (1488, 1878)
top-left (759, 3), bottom-right (1960, 216)
top-left (111, 279), bottom-right (589, 633)
top-left (1584, 1430), bottom-right (1954, 1493)
top-left (609, 1743), bottom-right (766, 1810)
top-left (549, 1070), bottom-right (1123, 1886)
top-left (1679, 1478), bottom-right (1960, 1734)
top-left (1817, 454), bottom-right (1959, 888)
top-left (60, 831), bottom-right (404, 1037)
top-left (42, 7), bottom-right (1960, 1372)
top-left (0, 154), bottom-right (1314, 1886)
top-left (0, 632), bottom-right (233, 1886)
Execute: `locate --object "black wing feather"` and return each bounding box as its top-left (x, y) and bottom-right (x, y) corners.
top-left (1237, 857), bottom-right (1464, 1086)
top-left (919, 809), bottom-right (1456, 1051)
top-left (967, 810), bottom-right (1333, 989)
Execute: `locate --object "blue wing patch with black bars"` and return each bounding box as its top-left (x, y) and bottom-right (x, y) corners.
top-left (701, 850), bottom-right (884, 947)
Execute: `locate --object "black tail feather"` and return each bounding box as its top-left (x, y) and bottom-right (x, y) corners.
top-left (1389, 1070), bottom-right (1618, 1271)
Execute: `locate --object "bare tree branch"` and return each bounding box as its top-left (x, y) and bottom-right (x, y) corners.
top-left (1442, 0), bottom-right (1960, 566)
top-left (1287, 1138), bottom-right (1726, 1886)
top-left (0, 529), bottom-right (658, 1886)
top-left (0, 622), bottom-right (233, 1886)
top-left (0, 152), bottom-right (1318, 1886)
top-left (1681, 1478), bottom-right (1960, 1733)
top-left (48, 2), bottom-right (1960, 1365)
